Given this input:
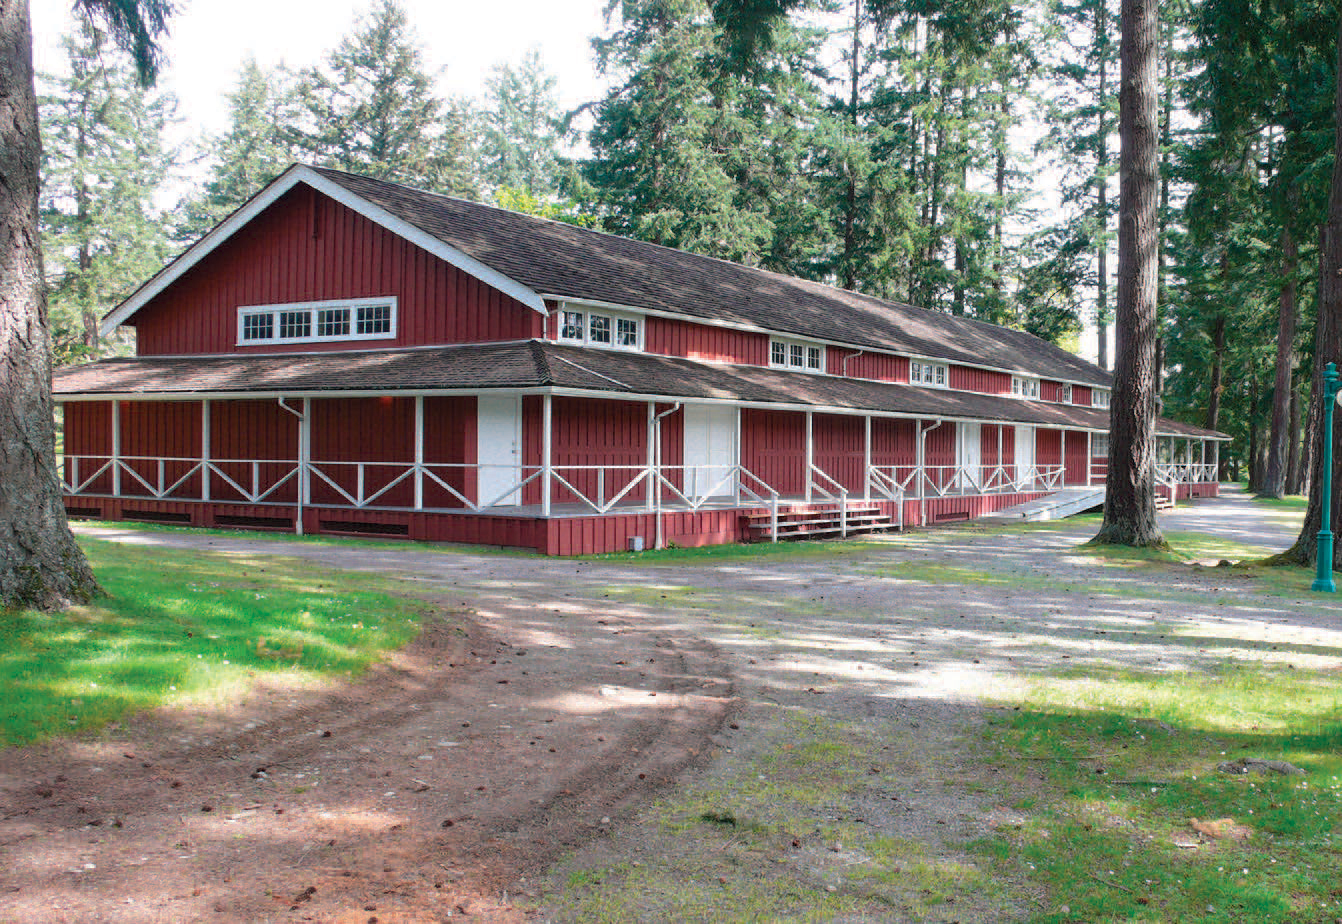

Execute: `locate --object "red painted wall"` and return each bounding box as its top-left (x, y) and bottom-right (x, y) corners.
top-left (118, 401), bottom-right (202, 499)
top-left (131, 186), bottom-right (542, 355)
top-left (825, 348), bottom-right (907, 383)
top-left (643, 317), bottom-right (768, 365)
top-left (1040, 381), bottom-right (1063, 403)
top-left (812, 413), bottom-right (866, 492)
top-left (1063, 430), bottom-right (1090, 485)
top-left (1036, 428), bottom-right (1062, 467)
top-left (63, 402), bottom-right (113, 494)
top-left (741, 408), bottom-right (806, 495)
top-left (1073, 385), bottom-right (1093, 407)
top-left (949, 365), bottom-right (1011, 395)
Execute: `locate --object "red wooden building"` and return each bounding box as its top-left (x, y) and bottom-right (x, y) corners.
top-left (54, 165), bottom-right (1227, 554)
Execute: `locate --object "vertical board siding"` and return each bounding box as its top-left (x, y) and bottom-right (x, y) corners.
top-left (309, 397), bottom-right (416, 507)
top-left (210, 399), bottom-right (300, 504)
top-left (1035, 428), bottom-right (1063, 467)
top-left (1063, 430), bottom-right (1090, 485)
top-left (550, 397), bottom-right (651, 506)
top-left (870, 418), bottom-right (918, 468)
top-left (813, 414), bottom-right (866, 492)
top-left (1039, 381), bottom-right (1063, 403)
top-left (1073, 385), bottom-right (1093, 407)
top-left (63, 401), bottom-right (114, 494)
top-left (423, 396), bottom-right (475, 508)
top-left (119, 401), bottom-right (202, 499)
top-left (924, 422), bottom-right (956, 467)
top-left (132, 186), bottom-right (539, 355)
top-left (948, 365), bottom-right (1011, 394)
top-left (645, 317), bottom-right (769, 365)
top-left (824, 348), bottom-right (907, 383)
top-left (741, 408), bottom-right (806, 495)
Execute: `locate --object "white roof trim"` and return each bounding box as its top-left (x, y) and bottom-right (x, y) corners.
top-left (100, 165), bottom-right (546, 337)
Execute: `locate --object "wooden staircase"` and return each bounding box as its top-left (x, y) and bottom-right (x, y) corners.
top-left (741, 502), bottom-right (898, 542)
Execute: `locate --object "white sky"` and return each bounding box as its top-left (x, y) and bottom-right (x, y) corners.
top-left (31, 0), bottom-right (614, 137)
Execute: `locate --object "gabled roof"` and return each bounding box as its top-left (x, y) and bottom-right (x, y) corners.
top-left (52, 341), bottom-right (1226, 440)
top-left (104, 164), bottom-right (1111, 388)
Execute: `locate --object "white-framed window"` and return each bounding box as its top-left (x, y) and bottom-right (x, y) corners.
top-left (1011, 375), bottom-right (1040, 399)
top-left (1060, 383), bottom-right (1073, 404)
top-left (769, 337), bottom-right (825, 373)
top-left (237, 297), bottom-right (396, 345)
top-left (910, 359), bottom-right (947, 388)
top-left (1093, 389), bottom-right (1111, 409)
top-left (557, 304), bottom-right (642, 350)
top-left (1092, 433), bottom-right (1110, 458)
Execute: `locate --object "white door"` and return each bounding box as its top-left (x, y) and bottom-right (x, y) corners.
top-left (1015, 425), bottom-right (1035, 489)
top-left (477, 395), bottom-right (521, 506)
top-left (683, 404), bottom-right (737, 499)
top-left (957, 422), bottom-right (982, 492)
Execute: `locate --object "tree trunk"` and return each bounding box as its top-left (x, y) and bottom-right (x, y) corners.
top-left (1282, 21), bottom-right (1342, 567)
top-left (1261, 224), bottom-right (1297, 498)
top-left (0, 0), bottom-right (102, 610)
top-left (1206, 312), bottom-right (1225, 432)
top-left (1096, 2), bottom-right (1110, 372)
top-left (1286, 376), bottom-right (1302, 495)
top-left (1095, 0), bottom-right (1162, 547)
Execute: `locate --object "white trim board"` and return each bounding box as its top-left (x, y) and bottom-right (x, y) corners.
top-left (100, 165), bottom-right (546, 338)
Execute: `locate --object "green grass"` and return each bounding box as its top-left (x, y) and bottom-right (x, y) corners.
top-left (978, 664), bottom-right (1342, 923)
top-left (1250, 494), bottom-right (1308, 513)
top-left (0, 538), bottom-right (428, 748)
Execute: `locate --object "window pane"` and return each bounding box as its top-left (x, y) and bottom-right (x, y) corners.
top-left (911, 362), bottom-right (921, 382)
top-left (356, 304), bottom-right (391, 335)
top-left (316, 307), bottom-right (350, 338)
top-left (806, 347), bottom-right (821, 369)
top-left (789, 344), bottom-right (803, 367)
top-left (279, 311), bottom-right (311, 339)
top-left (561, 311), bottom-right (584, 340)
top-left (242, 313), bottom-right (273, 341)
top-left (924, 364), bottom-right (934, 384)
top-left (934, 365), bottom-right (945, 386)
top-left (617, 318), bottom-right (638, 347)
top-left (589, 314), bottom-right (611, 343)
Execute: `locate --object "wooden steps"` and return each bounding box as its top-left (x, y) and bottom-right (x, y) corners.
top-left (741, 503), bottom-right (897, 542)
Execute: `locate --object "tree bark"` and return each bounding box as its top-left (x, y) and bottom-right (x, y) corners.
top-left (1096, 0), bottom-right (1110, 372)
top-left (1206, 312), bottom-right (1225, 433)
top-left (1261, 224), bottom-right (1297, 498)
top-left (0, 0), bottom-right (101, 610)
top-left (1095, 0), bottom-right (1162, 547)
top-left (1282, 20), bottom-right (1342, 567)
top-left (1286, 377), bottom-right (1302, 495)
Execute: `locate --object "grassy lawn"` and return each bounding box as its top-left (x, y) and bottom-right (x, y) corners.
top-left (0, 538), bottom-right (427, 748)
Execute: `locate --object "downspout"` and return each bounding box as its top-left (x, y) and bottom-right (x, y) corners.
top-left (918, 419), bottom-right (948, 527)
top-left (652, 402), bottom-right (682, 550)
top-left (841, 348), bottom-right (866, 376)
top-left (278, 398), bottom-right (307, 535)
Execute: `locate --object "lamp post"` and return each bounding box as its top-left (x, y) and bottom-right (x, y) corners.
top-left (1313, 362), bottom-right (1342, 593)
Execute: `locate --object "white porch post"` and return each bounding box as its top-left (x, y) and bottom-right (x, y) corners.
top-left (201, 399), bottom-right (211, 502)
top-left (863, 414), bottom-right (872, 502)
top-left (735, 405), bottom-right (743, 504)
top-left (541, 393), bottom-right (553, 517)
top-left (298, 398), bottom-right (310, 534)
top-left (413, 395), bottom-right (424, 510)
top-left (997, 425), bottom-right (1004, 490)
top-left (111, 399), bottom-right (121, 497)
top-left (805, 410), bottom-right (814, 503)
top-left (646, 401), bottom-right (656, 512)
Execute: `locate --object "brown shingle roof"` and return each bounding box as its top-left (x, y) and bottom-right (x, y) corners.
top-left (53, 341), bottom-right (1225, 439)
top-left (311, 167), bottom-right (1113, 389)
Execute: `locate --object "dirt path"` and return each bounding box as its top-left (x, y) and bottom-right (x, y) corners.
top-left (5, 495), bottom-right (1341, 922)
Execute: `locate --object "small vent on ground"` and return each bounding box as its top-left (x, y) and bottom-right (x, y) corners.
top-left (123, 510), bottom-right (191, 524)
top-left (934, 510), bottom-right (971, 522)
top-left (215, 515), bottom-right (293, 531)
top-left (320, 519), bottom-right (409, 537)
top-left (64, 506), bottom-right (101, 520)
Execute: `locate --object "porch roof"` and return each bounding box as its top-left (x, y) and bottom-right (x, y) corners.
top-left (53, 340), bottom-right (1227, 440)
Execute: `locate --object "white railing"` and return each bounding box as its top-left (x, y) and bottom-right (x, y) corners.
top-left (865, 462), bottom-right (1065, 500)
top-left (808, 464), bottom-right (849, 537)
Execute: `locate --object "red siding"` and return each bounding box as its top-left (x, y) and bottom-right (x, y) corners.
top-left (813, 414), bottom-right (866, 492)
top-left (871, 418), bottom-right (918, 467)
top-left (309, 397), bottom-right (416, 507)
top-left (1040, 381), bottom-right (1063, 403)
top-left (924, 421), bottom-right (956, 467)
top-left (826, 348), bottom-right (907, 383)
top-left (132, 186), bottom-right (541, 355)
top-left (63, 402), bottom-right (114, 494)
top-left (644, 317), bottom-right (768, 364)
top-left (1036, 428), bottom-right (1063, 467)
top-left (119, 401), bottom-right (203, 500)
top-left (1073, 385), bottom-right (1093, 407)
top-left (741, 408), bottom-right (806, 495)
top-left (423, 396), bottom-right (476, 509)
top-left (210, 399), bottom-right (300, 504)
top-left (1063, 430), bottom-right (1090, 485)
top-left (981, 424), bottom-right (1015, 467)
top-left (949, 365), bottom-right (1011, 395)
